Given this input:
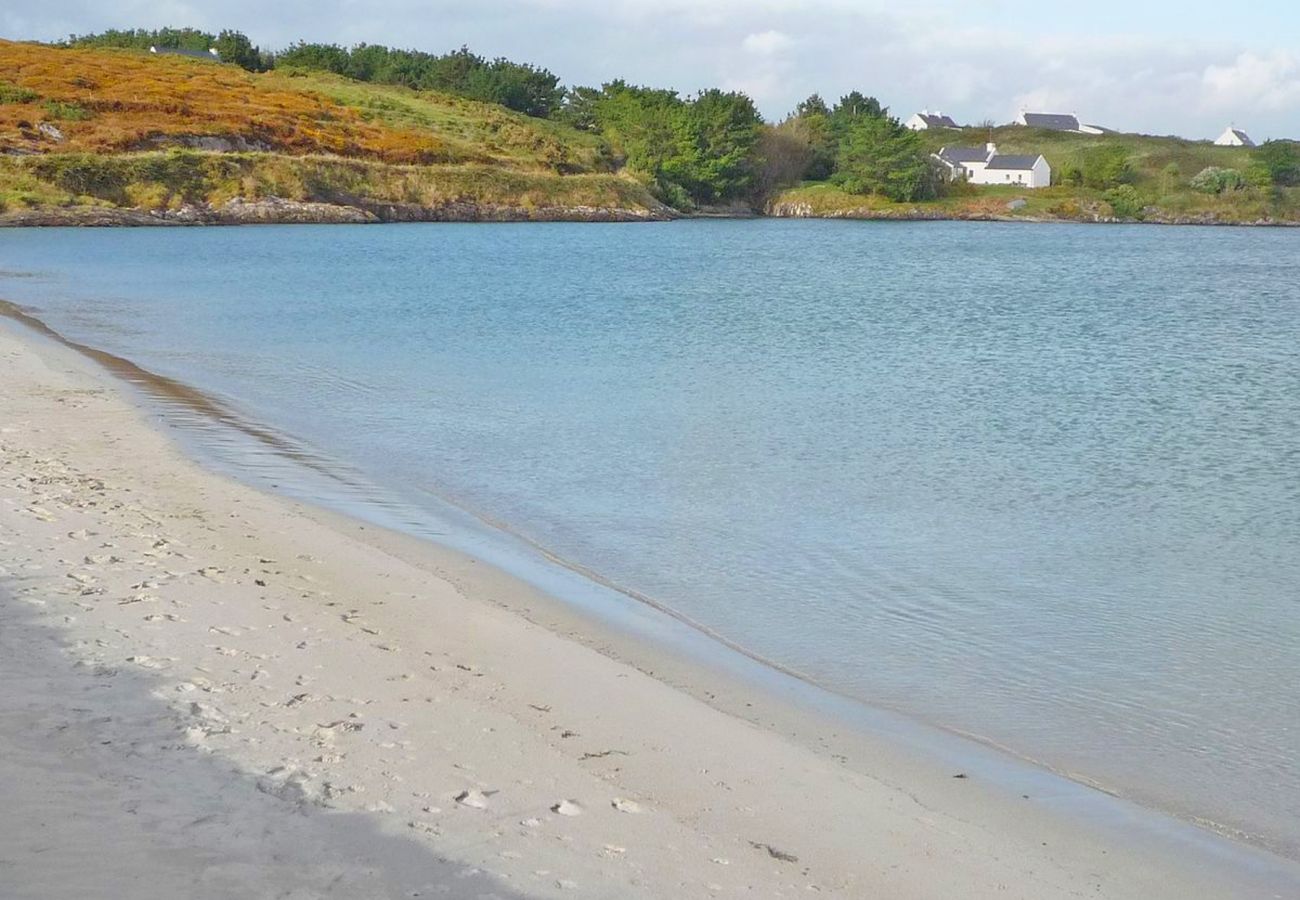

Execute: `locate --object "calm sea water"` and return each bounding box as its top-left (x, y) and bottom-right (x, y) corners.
top-left (3, 221), bottom-right (1298, 856)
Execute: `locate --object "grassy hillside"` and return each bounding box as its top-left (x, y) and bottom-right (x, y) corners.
top-left (0, 40), bottom-right (663, 220)
top-left (772, 125), bottom-right (1300, 224)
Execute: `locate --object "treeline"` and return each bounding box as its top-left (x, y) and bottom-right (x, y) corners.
top-left (65, 28), bottom-right (267, 72)
top-left (553, 82), bottom-right (761, 206)
top-left (550, 85), bottom-right (938, 207)
top-left (760, 93), bottom-right (938, 201)
top-left (273, 43), bottom-right (562, 118)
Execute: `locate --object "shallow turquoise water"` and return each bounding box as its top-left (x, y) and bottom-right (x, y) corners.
top-left (4, 220), bottom-right (1298, 855)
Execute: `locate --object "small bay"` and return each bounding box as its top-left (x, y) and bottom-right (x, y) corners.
top-left (4, 219), bottom-right (1298, 856)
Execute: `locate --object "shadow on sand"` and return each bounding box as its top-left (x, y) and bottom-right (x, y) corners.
top-left (0, 587), bottom-right (536, 900)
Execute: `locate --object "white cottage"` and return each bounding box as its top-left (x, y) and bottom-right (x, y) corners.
top-left (1015, 111), bottom-right (1106, 135)
top-left (1214, 126), bottom-right (1255, 147)
top-left (904, 110), bottom-right (960, 131)
top-left (150, 45), bottom-right (222, 62)
top-left (933, 143), bottom-right (1051, 188)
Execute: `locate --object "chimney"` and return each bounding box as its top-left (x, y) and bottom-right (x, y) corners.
top-left (986, 142), bottom-right (997, 158)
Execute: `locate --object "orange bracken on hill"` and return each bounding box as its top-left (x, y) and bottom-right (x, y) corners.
top-left (0, 40), bottom-right (481, 165)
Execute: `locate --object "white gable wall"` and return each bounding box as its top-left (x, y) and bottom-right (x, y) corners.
top-left (1030, 155), bottom-right (1051, 187)
top-left (966, 156), bottom-right (1051, 188)
top-left (1214, 127), bottom-right (1253, 147)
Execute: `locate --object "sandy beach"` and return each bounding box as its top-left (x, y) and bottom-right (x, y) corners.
top-left (1, 314), bottom-right (1297, 900)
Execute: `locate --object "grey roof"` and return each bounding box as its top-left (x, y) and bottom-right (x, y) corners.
top-left (1021, 112), bottom-right (1079, 131)
top-left (1229, 128), bottom-right (1255, 145)
top-left (986, 154), bottom-right (1043, 170)
top-left (916, 113), bottom-right (959, 128)
top-left (937, 146), bottom-right (990, 163)
top-left (151, 46), bottom-right (220, 61)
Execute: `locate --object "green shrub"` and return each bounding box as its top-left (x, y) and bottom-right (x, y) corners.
top-left (128, 150), bottom-right (221, 203)
top-left (1080, 144), bottom-right (1133, 189)
top-left (42, 100), bottom-right (92, 121)
top-left (0, 81), bottom-right (39, 104)
top-left (1190, 166), bottom-right (1247, 194)
top-left (1103, 184), bottom-right (1143, 218)
top-left (1252, 140), bottom-right (1300, 187)
top-left (28, 154), bottom-right (127, 201)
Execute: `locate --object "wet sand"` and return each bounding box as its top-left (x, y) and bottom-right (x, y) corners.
top-left (2, 315), bottom-right (1297, 899)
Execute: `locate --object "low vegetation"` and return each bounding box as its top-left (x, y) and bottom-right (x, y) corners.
top-left (4, 30), bottom-right (1300, 224)
top-left (0, 150), bottom-right (655, 215)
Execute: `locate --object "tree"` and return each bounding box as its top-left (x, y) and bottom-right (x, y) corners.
top-left (795, 94), bottom-right (830, 118)
top-left (1253, 140), bottom-right (1300, 186)
top-left (662, 89), bottom-right (763, 203)
top-left (755, 125), bottom-right (814, 197)
top-left (212, 30), bottom-right (267, 71)
top-left (555, 86), bottom-right (603, 131)
top-left (784, 96), bottom-right (835, 181)
top-left (589, 81), bottom-right (684, 177)
top-left (462, 58), bottom-right (564, 118)
top-left (831, 91), bottom-right (884, 122)
top-left (1079, 144), bottom-right (1133, 189)
top-left (830, 116), bottom-right (935, 201)
top-left (275, 42), bottom-right (351, 75)
top-left (1103, 185), bottom-right (1143, 218)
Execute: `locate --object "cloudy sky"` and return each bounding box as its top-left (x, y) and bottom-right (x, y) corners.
top-left (6, 0), bottom-right (1300, 139)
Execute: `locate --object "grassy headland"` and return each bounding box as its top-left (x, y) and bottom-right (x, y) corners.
top-left (0, 40), bottom-right (666, 223)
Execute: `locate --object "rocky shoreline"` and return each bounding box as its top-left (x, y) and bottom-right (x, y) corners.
top-left (0, 196), bottom-right (675, 227)
top-left (765, 199), bottom-right (1300, 227)
top-left (6, 196), bottom-right (1298, 227)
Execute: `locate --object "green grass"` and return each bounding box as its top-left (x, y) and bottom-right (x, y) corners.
top-left (264, 69), bottom-right (612, 174)
top-left (0, 80), bottom-right (39, 104)
top-left (41, 99), bottom-right (92, 120)
top-left (0, 150), bottom-right (659, 215)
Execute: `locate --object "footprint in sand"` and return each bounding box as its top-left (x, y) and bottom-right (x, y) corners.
top-left (455, 789), bottom-right (492, 810)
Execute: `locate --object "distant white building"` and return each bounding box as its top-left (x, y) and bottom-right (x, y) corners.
top-left (933, 143), bottom-right (1052, 188)
top-left (904, 110), bottom-right (960, 131)
top-left (150, 45), bottom-right (222, 62)
top-left (1015, 111), bottom-right (1106, 135)
top-left (1214, 126), bottom-right (1255, 147)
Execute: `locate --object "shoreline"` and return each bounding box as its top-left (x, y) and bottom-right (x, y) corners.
top-left (5, 202), bottom-right (1300, 228)
top-left (3, 311), bottom-right (1299, 898)
top-left (0, 198), bottom-right (675, 227)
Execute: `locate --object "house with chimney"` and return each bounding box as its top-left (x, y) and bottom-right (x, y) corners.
top-left (932, 143), bottom-right (1052, 188)
top-left (1014, 111), bottom-right (1106, 135)
top-left (150, 45), bottom-right (222, 62)
top-left (1214, 126), bottom-right (1255, 147)
top-left (904, 110), bottom-right (961, 131)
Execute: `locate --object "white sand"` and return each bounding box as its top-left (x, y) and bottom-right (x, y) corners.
top-left (1, 318), bottom-right (1297, 899)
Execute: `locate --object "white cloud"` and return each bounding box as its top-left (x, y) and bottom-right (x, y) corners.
top-left (1202, 51), bottom-right (1300, 113)
top-left (741, 29), bottom-right (791, 55)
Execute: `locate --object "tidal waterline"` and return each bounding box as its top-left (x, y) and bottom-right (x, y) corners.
top-left (4, 220), bottom-right (1298, 856)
